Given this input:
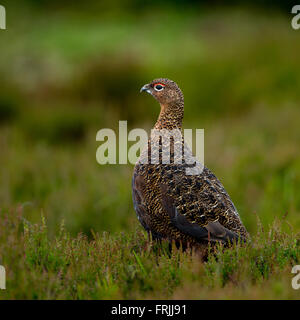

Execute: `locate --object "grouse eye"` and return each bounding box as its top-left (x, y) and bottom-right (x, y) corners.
top-left (154, 84), bottom-right (164, 91)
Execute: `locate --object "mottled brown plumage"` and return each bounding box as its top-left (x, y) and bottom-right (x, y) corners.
top-left (132, 78), bottom-right (248, 252)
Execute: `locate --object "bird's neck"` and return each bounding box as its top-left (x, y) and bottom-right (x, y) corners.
top-left (154, 101), bottom-right (184, 130)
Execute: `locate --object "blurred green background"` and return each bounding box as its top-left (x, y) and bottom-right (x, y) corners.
top-left (0, 0), bottom-right (299, 237)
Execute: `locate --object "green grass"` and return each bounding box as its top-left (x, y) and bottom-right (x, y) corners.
top-left (0, 210), bottom-right (299, 299)
top-left (0, 5), bottom-right (300, 299)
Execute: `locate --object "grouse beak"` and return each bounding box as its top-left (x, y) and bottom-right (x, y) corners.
top-left (140, 84), bottom-right (152, 94)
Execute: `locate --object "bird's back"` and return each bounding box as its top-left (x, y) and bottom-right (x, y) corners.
top-left (132, 135), bottom-right (248, 245)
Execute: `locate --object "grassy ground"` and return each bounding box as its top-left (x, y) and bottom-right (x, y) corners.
top-left (0, 209), bottom-right (299, 299)
top-left (0, 4), bottom-right (300, 299)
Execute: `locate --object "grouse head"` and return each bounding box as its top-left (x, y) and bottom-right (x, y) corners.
top-left (140, 78), bottom-right (184, 106)
top-left (140, 78), bottom-right (184, 129)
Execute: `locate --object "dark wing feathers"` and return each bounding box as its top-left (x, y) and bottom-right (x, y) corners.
top-left (160, 183), bottom-right (243, 243)
top-left (133, 160), bottom-right (248, 244)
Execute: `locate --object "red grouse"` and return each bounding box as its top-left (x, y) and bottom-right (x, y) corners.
top-left (132, 78), bottom-right (248, 252)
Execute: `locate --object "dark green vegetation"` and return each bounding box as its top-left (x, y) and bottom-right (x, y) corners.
top-left (0, 210), bottom-right (299, 299)
top-left (0, 2), bottom-right (300, 298)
